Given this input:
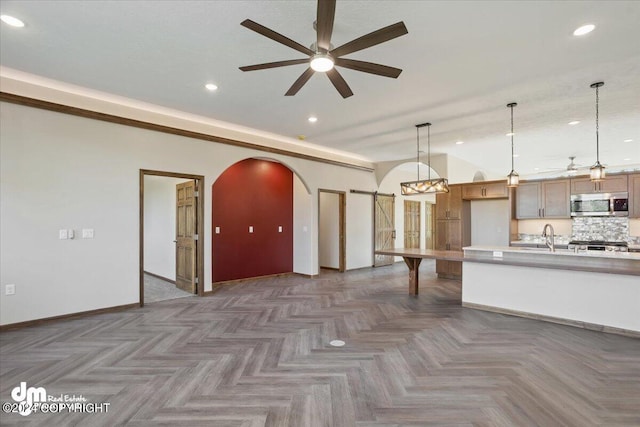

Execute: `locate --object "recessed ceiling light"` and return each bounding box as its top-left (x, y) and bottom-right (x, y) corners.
top-left (624, 158), bottom-right (631, 161)
top-left (308, 116), bottom-right (318, 123)
top-left (573, 24), bottom-right (595, 36)
top-left (0, 14), bottom-right (25, 27)
top-left (568, 121), bottom-right (580, 125)
top-left (506, 132), bottom-right (515, 137)
top-left (624, 139), bottom-right (633, 142)
top-left (205, 83), bottom-right (218, 91)
top-left (534, 167), bottom-right (540, 171)
top-left (513, 154), bottom-right (520, 158)
top-left (455, 141), bottom-right (464, 145)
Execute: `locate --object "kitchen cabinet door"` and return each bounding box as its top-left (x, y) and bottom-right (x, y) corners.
top-left (600, 175), bottom-right (628, 193)
top-left (435, 219), bottom-right (461, 251)
top-left (630, 174), bottom-right (640, 218)
top-left (542, 180), bottom-right (570, 218)
top-left (435, 185), bottom-right (462, 219)
top-left (516, 182), bottom-right (541, 219)
top-left (462, 184), bottom-right (484, 200)
top-left (462, 182), bottom-right (508, 200)
top-left (571, 175), bottom-right (628, 194)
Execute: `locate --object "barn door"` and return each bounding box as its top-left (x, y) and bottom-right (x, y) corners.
top-left (374, 194), bottom-right (395, 267)
top-left (176, 180), bottom-right (197, 293)
top-left (404, 200), bottom-right (421, 249)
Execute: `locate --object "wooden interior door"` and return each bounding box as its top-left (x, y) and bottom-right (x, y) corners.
top-left (176, 180), bottom-right (197, 293)
top-left (374, 194), bottom-right (395, 267)
top-left (404, 200), bottom-right (421, 249)
top-left (425, 202), bottom-right (434, 250)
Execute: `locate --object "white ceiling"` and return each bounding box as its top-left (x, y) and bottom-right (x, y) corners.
top-left (1, 0), bottom-right (639, 177)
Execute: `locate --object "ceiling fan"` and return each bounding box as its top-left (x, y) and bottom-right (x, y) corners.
top-left (239, 0), bottom-right (408, 98)
top-left (540, 156), bottom-right (592, 176)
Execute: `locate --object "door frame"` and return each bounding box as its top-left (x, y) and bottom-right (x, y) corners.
top-left (318, 189), bottom-right (346, 272)
top-left (139, 169), bottom-right (205, 306)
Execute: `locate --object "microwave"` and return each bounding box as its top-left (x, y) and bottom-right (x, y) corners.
top-left (570, 192), bottom-right (629, 217)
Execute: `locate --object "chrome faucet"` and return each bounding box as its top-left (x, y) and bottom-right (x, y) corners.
top-left (542, 223), bottom-right (555, 252)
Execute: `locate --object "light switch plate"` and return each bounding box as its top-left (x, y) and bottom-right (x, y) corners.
top-left (5, 284), bottom-right (15, 295)
top-left (82, 229), bottom-right (94, 239)
top-left (278, 226), bottom-right (283, 233)
top-left (59, 229), bottom-right (68, 240)
top-left (249, 226), bottom-right (254, 233)
top-left (215, 226), bottom-right (220, 234)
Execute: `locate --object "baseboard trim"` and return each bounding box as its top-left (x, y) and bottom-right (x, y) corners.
top-left (462, 302), bottom-right (640, 338)
top-left (143, 270), bottom-right (176, 284)
top-left (212, 272), bottom-right (294, 286)
top-left (0, 303), bottom-right (139, 331)
top-left (294, 273), bottom-right (319, 279)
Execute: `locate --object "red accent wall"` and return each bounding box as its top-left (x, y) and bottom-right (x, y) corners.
top-left (212, 159), bottom-right (293, 282)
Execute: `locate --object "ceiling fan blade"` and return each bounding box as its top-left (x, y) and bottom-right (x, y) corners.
top-left (240, 58), bottom-right (309, 72)
top-left (285, 68), bottom-right (315, 96)
top-left (316, 0), bottom-right (336, 51)
top-left (331, 22), bottom-right (408, 58)
top-left (326, 68), bottom-right (354, 98)
top-left (334, 58), bottom-right (402, 78)
top-left (241, 19), bottom-right (314, 56)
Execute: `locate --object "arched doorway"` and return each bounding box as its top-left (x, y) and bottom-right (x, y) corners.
top-left (211, 158), bottom-right (311, 283)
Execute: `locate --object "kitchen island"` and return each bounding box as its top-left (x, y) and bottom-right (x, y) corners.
top-left (462, 246), bottom-right (640, 336)
top-left (373, 248), bottom-right (464, 295)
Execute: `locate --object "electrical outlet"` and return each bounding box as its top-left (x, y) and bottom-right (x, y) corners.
top-left (5, 284), bottom-right (15, 295)
top-left (493, 251), bottom-right (503, 258)
top-left (82, 229), bottom-right (94, 239)
top-left (59, 229), bottom-right (68, 240)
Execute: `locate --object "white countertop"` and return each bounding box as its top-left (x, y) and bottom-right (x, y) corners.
top-left (465, 246), bottom-right (640, 261)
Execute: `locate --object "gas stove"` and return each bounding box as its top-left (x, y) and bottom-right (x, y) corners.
top-left (568, 240), bottom-right (629, 252)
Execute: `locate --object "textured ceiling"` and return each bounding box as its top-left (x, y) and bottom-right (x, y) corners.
top-left (1, 0), bottom-right (639, 177)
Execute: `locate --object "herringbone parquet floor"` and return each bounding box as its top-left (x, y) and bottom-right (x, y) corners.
top-left (1, 262), bottom-right (639, 426)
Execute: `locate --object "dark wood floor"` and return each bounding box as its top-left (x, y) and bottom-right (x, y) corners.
top-left (1, 262), bottom-right (639, 426)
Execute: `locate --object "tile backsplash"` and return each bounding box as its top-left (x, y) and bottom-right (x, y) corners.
top-left (571, 217), bottom-right (629, 241)
top-left (517, 217), bottom-right (640, 244)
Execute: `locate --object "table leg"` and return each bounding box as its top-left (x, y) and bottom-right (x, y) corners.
top-left (403, 257), bottom-right (422, 296)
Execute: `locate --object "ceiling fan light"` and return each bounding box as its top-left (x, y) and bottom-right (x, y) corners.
top-left (590, 162), bottom-right (606, 181)
top-left (310, 54), bottom-right (334, 72)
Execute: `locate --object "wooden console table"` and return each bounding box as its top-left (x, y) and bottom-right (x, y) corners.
top-left (374, 248), bottom-right (464, 296)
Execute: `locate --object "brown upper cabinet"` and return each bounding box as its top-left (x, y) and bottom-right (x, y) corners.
top-left (570, 175), bottom-right (628, 194)
top-left (435, 185), bottom-right (462, 219)
top-left (629, 173), bottom-right (640, 218)
top-left (516, 179), bottom-right (571, 219)
top-left (462, 181), bottom-right (508, 200)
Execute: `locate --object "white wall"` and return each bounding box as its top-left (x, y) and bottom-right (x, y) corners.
top-left (143, 175), bottom-right (189, 281)
top-left (0, 101), bottom-right (377, 325)
top-left (319, 192), bottom-right (340, 269)
top-left (471, 200), bottom-right (510, 246)
top-left (293, 175), bottom-right (312, 275)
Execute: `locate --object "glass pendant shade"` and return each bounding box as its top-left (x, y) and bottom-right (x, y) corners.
top-left (400, 123), bottom-right (449, 195)
top-left (590, 161), bottom-right (606, 181)
top-left (507, 170), bottom-right (519, 187)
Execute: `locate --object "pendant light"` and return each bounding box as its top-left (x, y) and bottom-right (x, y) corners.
top-left (401, 123), bottom-right (450, 195)
top-left (590, 81), bottom-right (606, 182)
top-left (506, 102), bottom-right (519, 187)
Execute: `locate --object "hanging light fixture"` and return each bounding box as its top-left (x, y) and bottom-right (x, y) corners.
top-left (401, 123), bottom-right (450, 195)
top-left (506, 102), bottom-right (519, 187)
top-left (590, 81), bottom-right (606, 182)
